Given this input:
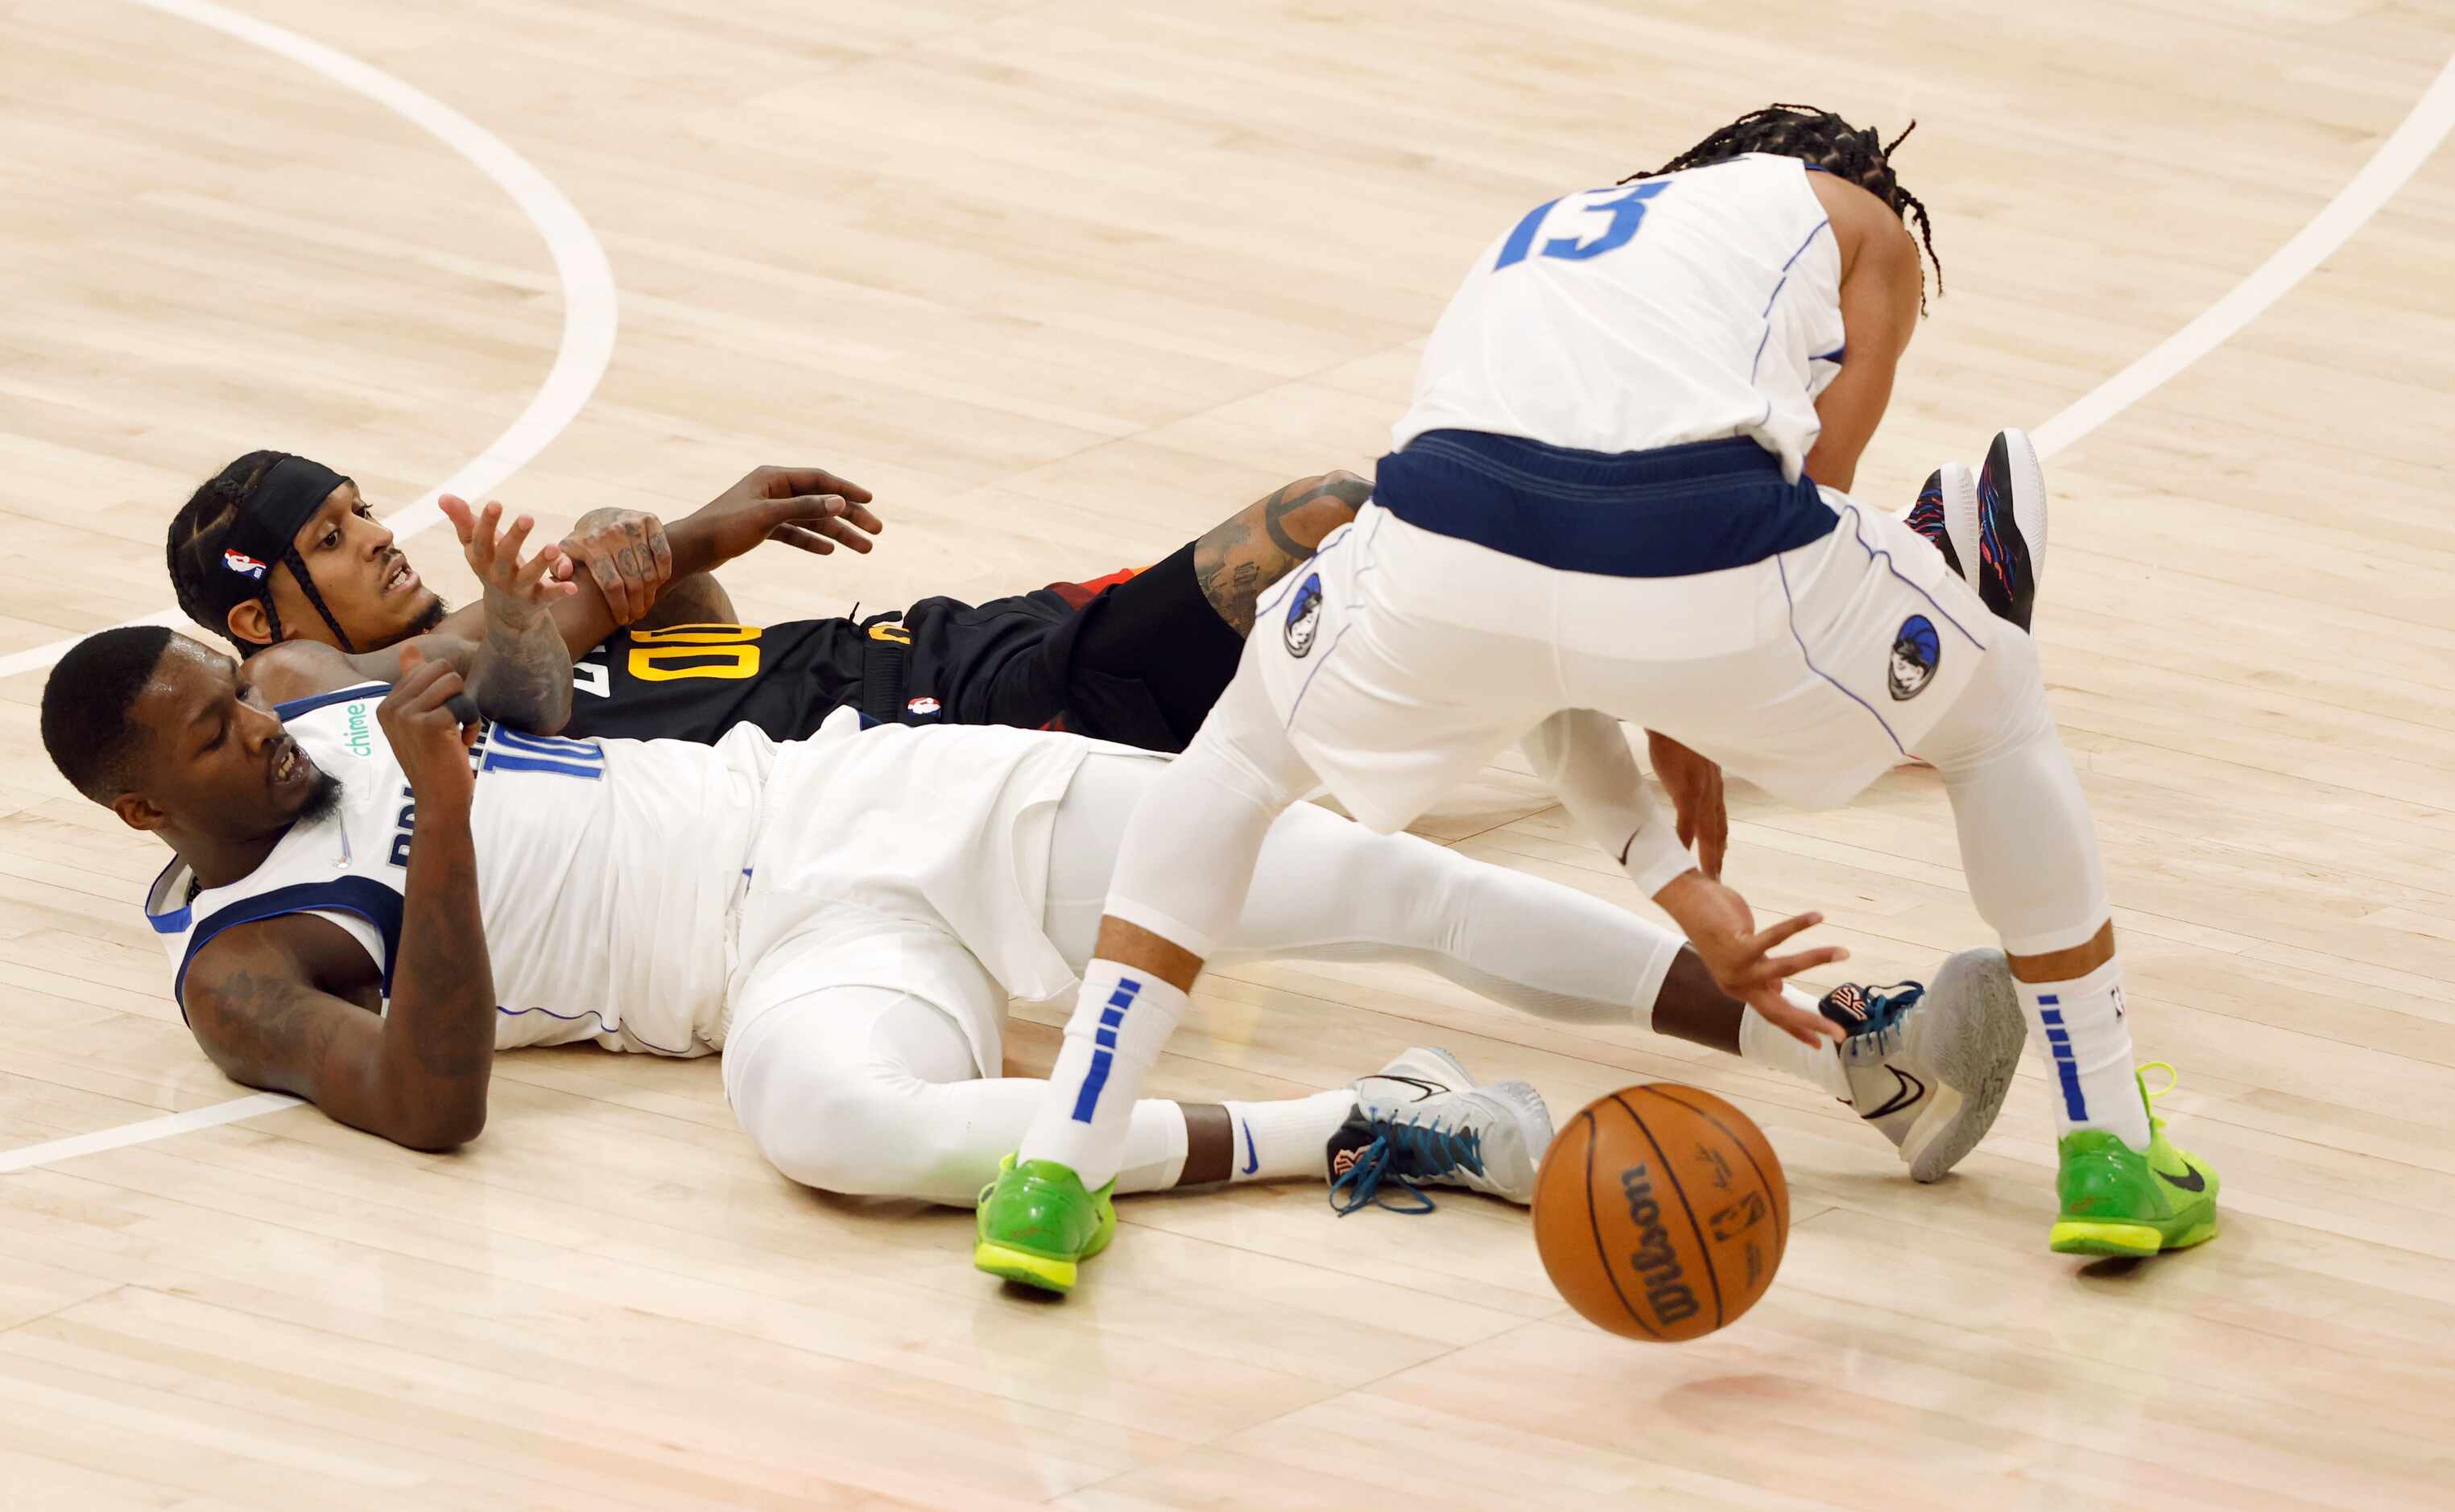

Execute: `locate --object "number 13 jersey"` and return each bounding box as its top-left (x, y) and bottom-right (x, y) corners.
top-left (1391, 153), bottom-right (1845, 480)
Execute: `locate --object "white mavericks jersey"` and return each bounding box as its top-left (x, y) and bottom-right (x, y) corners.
top-left (145, 684), bottom-right (764, 1056)
top-left (1391, 153), bottom-right (1846, 480)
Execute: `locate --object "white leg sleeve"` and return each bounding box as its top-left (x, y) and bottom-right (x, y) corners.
top-left (1045, 756), bottom-right (1682, 1030)
top-left (727, 985), bottom-right (1192, 1206)
top-left (1912, 627), bottom-right (2144, 1144)
top-left (1019, 665), bottom-right (1318, 1186)
top-left (1912, 626), bottom-right (2110, 956)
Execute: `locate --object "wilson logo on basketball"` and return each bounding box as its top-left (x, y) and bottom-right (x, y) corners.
top-left (1618, 1163), bottom-right (1701, 1324)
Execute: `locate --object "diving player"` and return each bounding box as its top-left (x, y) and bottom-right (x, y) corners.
top-left (985, 105), bottom-right (2215, 1293)
top-left (48, 501), bottom-right (2022, 1220)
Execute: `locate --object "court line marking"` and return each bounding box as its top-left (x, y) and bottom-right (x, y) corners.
top-left (0, 1093), bottom-right (300, 1175)
top-left (0, 0), bottom-right (618, 684)
top-left (2031, 48), bottom-right (2455, 461)
top-left (6, 47), bottom-right (2451, 1176)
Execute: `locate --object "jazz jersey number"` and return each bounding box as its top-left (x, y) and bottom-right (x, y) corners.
top-left (575, 623), bottom-right (763, 696)
top-left (1494, 180), bottom-right (1671, 271)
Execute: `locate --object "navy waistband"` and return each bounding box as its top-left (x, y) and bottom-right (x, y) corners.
top-left (1374, 431), bottom-right (1837, 576)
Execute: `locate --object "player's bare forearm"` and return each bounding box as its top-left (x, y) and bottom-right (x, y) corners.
top-left (630, 570), bottom-right (739, 630)
top-left (378, 787), bottom-right (498, 1140)
top-left (469, 589), bottom-right (574, 734)
top-left (1192, 469), bottom-right (1372, 635)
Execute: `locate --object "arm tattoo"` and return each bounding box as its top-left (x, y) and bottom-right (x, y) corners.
top-left (470, 597), bottom-right (575, 733)
top-left (1191, 472), bottom-right (1372, 636)
top-left (204, 967), bottom-right (342, 1087)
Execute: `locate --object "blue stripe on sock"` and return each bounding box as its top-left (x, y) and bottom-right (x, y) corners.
top-left (2044, 1027), bottom-right (2069, 1043)
top-left (2038, 1008), bottom-right (2064, 1025)
top-left (2038, 994), bottom-right (2060, 1006)
top-left (2048, 1039), bottom-right (2088, 1121)
top-left (1071, 1050), bottom-right (1114, 1123)
top-left (1073, 977), bottom-right (1141, 1124)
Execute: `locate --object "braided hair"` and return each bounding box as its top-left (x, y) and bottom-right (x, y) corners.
top-left (166, 450), bottom-right (361, 653)
top-left (1626, 104), bottom-right (1942, 309)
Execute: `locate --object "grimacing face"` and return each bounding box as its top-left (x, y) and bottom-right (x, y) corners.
top-left (250, 480), bottom-right (447, 651)
top-left (124, 635), bottom-right (337, 842)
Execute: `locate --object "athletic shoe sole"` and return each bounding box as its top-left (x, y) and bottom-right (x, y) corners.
top-left (1898, 948), bottom-right (2027, 1184)
top-left (1978, 429), bottom-right (2047, 630)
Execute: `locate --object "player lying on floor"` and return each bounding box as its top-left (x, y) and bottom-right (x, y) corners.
top-left (167, 451), bottom-right (1371, 754)
top-left (51, 503), bottom-right (2026, 1216)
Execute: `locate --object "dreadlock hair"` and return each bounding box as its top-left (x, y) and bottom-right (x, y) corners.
top-left (1626, 103), bottom-right (1942, 311)
top-left (165, 450), bottom-right (359, 653)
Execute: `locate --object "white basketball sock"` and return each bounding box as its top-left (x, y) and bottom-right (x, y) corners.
top-left (1221, 1090), bottom-right (1358, 1184)
top-left (1019, 960), bottom-right (1189, 1189)
top-left (2017, 957), bottom-right (2149, 1149)
top-left (1739, 985), bottom-right (1851, 1099)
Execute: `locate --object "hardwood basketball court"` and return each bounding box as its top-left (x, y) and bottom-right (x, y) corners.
top-left (5, 2), bottom-right (2453, 1506)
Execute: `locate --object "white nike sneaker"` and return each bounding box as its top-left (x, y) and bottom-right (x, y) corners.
top-left (1821, 948), bottom-right (2026, 1183)
top-left (1330, 1047), bottom-right (1555, 1212)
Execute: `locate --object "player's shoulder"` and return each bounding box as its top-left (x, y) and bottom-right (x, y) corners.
top-left (1805, 171), bottom-right (1915, 275)
top-left (242, 639), bottom-right (366, 707)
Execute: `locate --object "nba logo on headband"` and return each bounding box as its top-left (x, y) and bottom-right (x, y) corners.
top-left (223, 549), bottom-right (270, 580)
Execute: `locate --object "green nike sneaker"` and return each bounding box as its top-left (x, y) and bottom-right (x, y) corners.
top-left (2048, 1064), bottom-right (2220, 1257)
top-left (973, 1154), bottom-right (1116, 1295)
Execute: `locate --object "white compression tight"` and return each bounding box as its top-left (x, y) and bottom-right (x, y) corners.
top-left (728, 752), bottom-right (1692, 1206)
top-left (1039, 754), bottom-right (1684, 1027)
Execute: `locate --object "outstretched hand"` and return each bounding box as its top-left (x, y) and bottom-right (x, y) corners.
top-left (692, 465), bottom-right (886, 562)
top-left (1654, 871), bottom-right (1847, 1047)
top-left (440, 495), bottom-right (580, 627)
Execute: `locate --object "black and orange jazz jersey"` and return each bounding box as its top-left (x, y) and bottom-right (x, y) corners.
top-left (555, 547), bottom-right (1242, 753)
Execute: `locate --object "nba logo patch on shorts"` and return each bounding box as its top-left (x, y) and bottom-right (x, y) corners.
top-left (907, 696), bottom-right (941, 717)
top-left (1283, 572), bottom-right (1324, 658)
top-left (1888, 615), bottom-right (1939, 700)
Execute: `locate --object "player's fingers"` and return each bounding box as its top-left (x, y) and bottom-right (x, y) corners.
top-left (646, 523), bottom-right (674, 584)
top-left (817, 515), bottom-right (876, 553)
top-left (767, 467), bottom-right (873, 505)
top-left (437, 495), bottom-right (474, 544)
top-left (391, 659), bottom-right (458, 708)
top-left (837, 501), bottom-right (885, 535)
top-left (542, 546), bottom-right (581, 596)
top-left (1746, 910), bottom-right (1825, 955)
top-left (465, 500), bottom-right (502, 572)
top-left (1756, 990), bottom-right (1845, 1045)
top-left (768, 523), bottom-right (837, 556)
top-left (1755, 944), bottom-right (1850, 981)
top-left (498, 513), bottom-right (538, 579)
top-left (582, 548), bottom-right (631, 622)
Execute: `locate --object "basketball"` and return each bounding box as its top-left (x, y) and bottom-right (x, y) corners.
top-left (1531, 1084), bottom-right (1788, 1342)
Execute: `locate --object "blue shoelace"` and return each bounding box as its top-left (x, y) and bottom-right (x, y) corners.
top-left (1821, 980), bottom-right (1927, 1054)
top-left (1328, 1113), bottom-right (1488, 1217)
